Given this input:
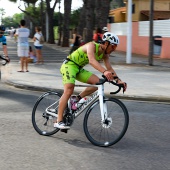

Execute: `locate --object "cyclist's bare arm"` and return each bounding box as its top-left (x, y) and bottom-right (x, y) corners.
top-left (103, 54), bottom-right (118, 77)
top-left (82, 42), bottom-right (106, 74)
top-left (103, 54), bottom-right (127, 91)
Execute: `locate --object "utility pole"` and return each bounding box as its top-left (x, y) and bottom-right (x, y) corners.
top-left (149, 0), bottom-right (154, 66)
top-left (126, 0), bottom-right (132, 64)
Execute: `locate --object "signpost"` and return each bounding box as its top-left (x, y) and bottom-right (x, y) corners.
top-left (126, 0), bottom-right (132, 64)
top-left (149, 0), bottom-right (154, 66)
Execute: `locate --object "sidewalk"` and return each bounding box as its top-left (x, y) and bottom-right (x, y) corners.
top-left (1, 39), bottom-right (170, 103)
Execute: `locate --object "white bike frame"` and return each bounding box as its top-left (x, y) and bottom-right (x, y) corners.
top-left (45, 83), bottom-right (108, 122)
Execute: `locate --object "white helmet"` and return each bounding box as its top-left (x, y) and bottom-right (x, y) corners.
top-left (102, 27), bottom-right (108, 32)
top-left (102, 32), bottom-right (119, 45)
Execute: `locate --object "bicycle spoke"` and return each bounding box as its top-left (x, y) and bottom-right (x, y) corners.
top-left (84, 98), bottom-right (129, 147)
top-left (32, 91), bottom-right (61, 136)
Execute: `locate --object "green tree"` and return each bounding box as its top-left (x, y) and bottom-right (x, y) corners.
top-left (9, 0), bottom-right (39, 37)
top-left (70, 8), bottom-right (81, 28)
top-left (2, 14), bottom-right (23, 28)
top-left (0, 8), bottom-right (6, 25)
top-left (110, 0), bottom-right (125, 9)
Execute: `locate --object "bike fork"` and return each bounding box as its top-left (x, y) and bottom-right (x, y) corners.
top-left (98, 85), bottom-right (108, 122)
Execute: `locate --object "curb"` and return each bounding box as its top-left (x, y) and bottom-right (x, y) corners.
top-left (5, 80), bottom-right (170, 103)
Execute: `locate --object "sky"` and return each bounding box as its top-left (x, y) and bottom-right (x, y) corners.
top-left (0, 0), bottom-right (83, 17)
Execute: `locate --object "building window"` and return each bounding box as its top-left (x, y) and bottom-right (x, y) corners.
top-left (132, 4), bottom-right (135, 14)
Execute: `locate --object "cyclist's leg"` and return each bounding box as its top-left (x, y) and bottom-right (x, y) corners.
top-left (54, 62), bottom-right (79, 129)
top-left (76, 69), bottom-right (99, 97)
top-left (57, 83), bottom-right (74, 123)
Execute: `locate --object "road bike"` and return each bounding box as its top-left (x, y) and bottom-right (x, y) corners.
top-left (32, 76), bottom-right (129, 147)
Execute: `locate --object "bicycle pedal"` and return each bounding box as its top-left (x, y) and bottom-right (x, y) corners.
top-left (60, 129), bottom-right (68, 133)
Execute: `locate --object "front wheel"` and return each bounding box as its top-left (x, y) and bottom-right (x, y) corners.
top-left (32, 91), bottom-right (61, 136)
top-left (83, 98), bottom-right (129, 147)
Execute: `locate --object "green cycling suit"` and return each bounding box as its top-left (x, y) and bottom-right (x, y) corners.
top-left (60, 42), bottom-right (104, 84)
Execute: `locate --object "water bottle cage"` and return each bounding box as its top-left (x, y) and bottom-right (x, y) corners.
top-left (70, 97), bottom-right (87, 111)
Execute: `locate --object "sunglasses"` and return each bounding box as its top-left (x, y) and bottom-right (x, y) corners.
top-left (0, 31), bottom-right (4, 34)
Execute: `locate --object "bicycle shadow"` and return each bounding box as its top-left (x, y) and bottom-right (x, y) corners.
top-left (47, 126), bottom-right (130, 152)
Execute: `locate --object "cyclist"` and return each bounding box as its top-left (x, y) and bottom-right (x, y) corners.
top-left (0, 25), bottom-right (10, 63)
top-left (54, 32), bottom-right (127, 129)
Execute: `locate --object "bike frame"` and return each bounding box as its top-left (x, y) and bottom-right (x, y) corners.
top-left (45, 83), bottom-right (108, 122)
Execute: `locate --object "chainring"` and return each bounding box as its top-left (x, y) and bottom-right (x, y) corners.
top-left (63, 112), bottom-right (74, 126)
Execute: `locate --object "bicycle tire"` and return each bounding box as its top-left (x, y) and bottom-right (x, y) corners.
top-left (83, 98), bottom-right (129, 147)
top-left (32, 91), bottom-right (61, 136)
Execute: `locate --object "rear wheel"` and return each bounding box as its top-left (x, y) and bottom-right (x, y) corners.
top-left (32, 91), bottom-right (61, 136)
top-left (83, 98), bottom-right (129, 147)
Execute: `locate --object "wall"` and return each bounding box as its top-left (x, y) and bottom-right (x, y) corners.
top-left (109, 7), bottom-right (126, 23)
top-left (110, 20), bottom-right (170, 59)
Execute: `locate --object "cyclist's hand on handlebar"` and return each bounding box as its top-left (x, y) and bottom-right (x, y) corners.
top-left (117, 79), bottom-right (127, 93)
top-left (103, 70), bottom-right (114, 81)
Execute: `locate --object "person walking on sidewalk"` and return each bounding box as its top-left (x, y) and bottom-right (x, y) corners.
top-left (33, 26), bottom-right (44, 64)
top-left (102, 26), bottom-right (108, 33)
top-left (15, 19), bottom-right (30, 72)
top-left (69, 28), bottom-right (82, 54)
top-left (93, 27), bottom-right (103, 44)
top-left (54, 32), bottom-right (127, 129)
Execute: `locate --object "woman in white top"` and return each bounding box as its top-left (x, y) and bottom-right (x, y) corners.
top-left (33, 26), bottom-right (44, 64)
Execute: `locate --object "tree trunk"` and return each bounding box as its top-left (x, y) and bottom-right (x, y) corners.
top-left (45, 0), bottom-right (58, 44)
top-left (85, 0), bottom-right (95, 43)
top-left (95, 0), bottom-right (102, 28)
top-left (62, 0), bottom-right (72, 47)
top-left (40, 0), bottom-right (46, 41)
top-left (77, 0), bottom-right (87, 37)
top-left (48, 9), bottom-right (55, 43)
top-left (95, 0), bottom-right (110, 28)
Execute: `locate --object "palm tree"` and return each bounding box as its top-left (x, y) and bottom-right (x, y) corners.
top-left (95, 0), bottom-right (110, 28)
top-left (77, 0), bottom-right (87, 39)
top-left (45, 0), bottom-right (58, 43)
top-left (9, 0), bottom-right (59, 44)
top-left (62, 0), bottom-right (72, 47)
top-left (85, 0), bottom-right (95, 43)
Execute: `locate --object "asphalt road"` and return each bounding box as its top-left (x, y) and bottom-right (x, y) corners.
top-left (0, 83), bottom-right (170, 170)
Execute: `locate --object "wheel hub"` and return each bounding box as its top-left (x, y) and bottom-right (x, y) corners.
top-left (102, 117), bottom-right (112, 128)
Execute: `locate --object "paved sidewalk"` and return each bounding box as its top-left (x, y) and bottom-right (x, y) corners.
top-left (1, 39), bottom-right (170, 103)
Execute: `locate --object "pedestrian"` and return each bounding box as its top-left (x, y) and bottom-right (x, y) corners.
top-left (28, 46), bottom-right (37, 63)
top-left (14, 19), bottom-right (30, 72)
top-left (33, 26), bottom-right (44, 64)
top-left (69, 28), bottom-right (82, 54)
top-left (102, 26), bottom-right (109, 33)
top-left (0, 25), bottom-right (10, 64)
top-left (54, 32), bottom-right (127, 129)
top-left (93, 27), bottom-right (103, 44)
